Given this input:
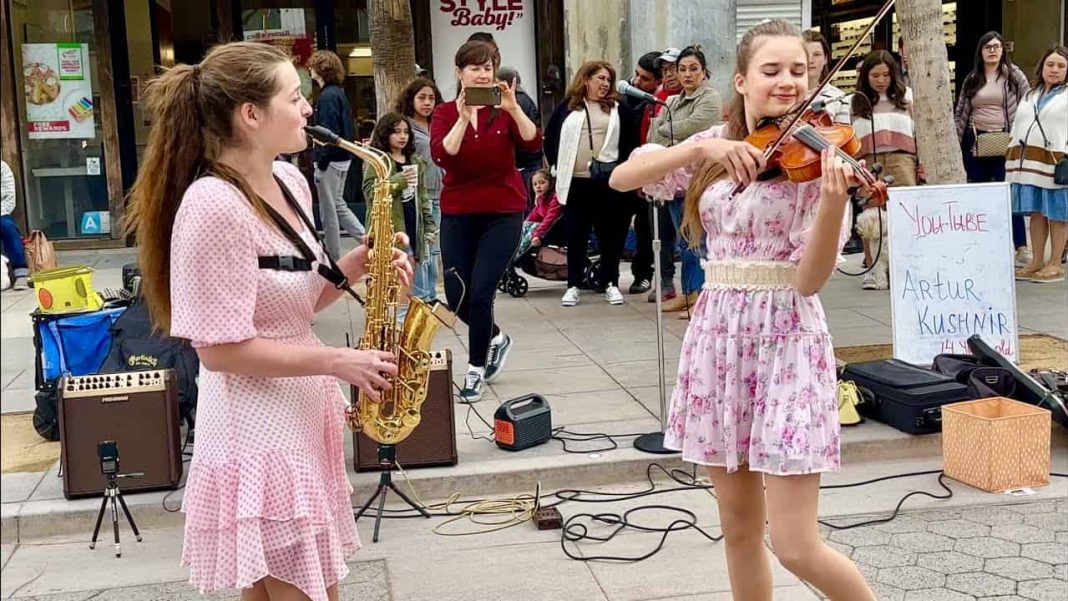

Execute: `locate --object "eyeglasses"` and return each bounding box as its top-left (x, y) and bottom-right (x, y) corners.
top-left (984, 44), bottom-right (1003, 52)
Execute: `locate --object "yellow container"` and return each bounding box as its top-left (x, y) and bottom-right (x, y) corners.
top-left (942, 397), bottom-right (1051, 492)
top-left (31, 265), bottom-right (103, 314)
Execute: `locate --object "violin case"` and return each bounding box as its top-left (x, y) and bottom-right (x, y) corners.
top-left (839, 359), bottom-right (973, 434)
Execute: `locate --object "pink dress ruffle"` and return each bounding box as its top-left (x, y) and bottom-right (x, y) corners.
top-left (635, 126), bottom-right (851, 476)
top-left (170, 162), bottom-right (360, 601)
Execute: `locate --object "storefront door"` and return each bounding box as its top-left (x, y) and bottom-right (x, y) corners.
top-left (9, 0), bottom-right (116, 242)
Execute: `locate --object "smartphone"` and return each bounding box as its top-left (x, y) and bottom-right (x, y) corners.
top-left (465, 86), bottom-right (501, 107)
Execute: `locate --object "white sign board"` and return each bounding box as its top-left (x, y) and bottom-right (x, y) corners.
top-left (888, 183), bottom-right (1019, 365)
top-left (430, 0), bottom-right (537, 105)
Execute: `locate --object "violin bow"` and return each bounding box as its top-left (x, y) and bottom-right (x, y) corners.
top-left (756, 0), bottom-right (898, 167)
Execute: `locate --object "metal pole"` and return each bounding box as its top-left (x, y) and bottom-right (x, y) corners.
top-left (652, 200), bottom-right (667, 428)
top-left (634, 198), bottom-right (676, 454)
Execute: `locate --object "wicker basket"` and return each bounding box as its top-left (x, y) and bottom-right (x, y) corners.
top-left (942, 397), bottom-right (1051, 492)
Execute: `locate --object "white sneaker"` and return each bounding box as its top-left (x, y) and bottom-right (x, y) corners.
top-left (604, 285), bottom-right (624, 305)
top-left (561, 287), bottom-right (580, 306)
top-left (862, 270), bottom-right (889, 290)
top-left (1015, 247), bottom-right (1033, 267)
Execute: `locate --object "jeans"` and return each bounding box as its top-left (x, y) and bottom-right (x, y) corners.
top-left (668, 197), bottom-right (704, 294)
top-left (628, 193), bottom-right (654, 282)
top-left (564, 177), bottom-right (628, 288)
top-left (0, 215), bottom-right (28, 277)
top-left (412, 196), bottom-right (441, 301)
top-left (440, 212), bottom-right (523, 368)
top-left (962, 128), bottom-right (1026, 249)
top-left (315, 161), bottom-right (366, 259)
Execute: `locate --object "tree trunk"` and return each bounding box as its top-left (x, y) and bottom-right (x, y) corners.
top-left (896, 0), bottom-right (966, 184)
top-left (368, 0), bottom-right (416, 117)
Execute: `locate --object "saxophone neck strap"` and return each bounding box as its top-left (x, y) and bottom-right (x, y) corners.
top-left (256, 174), bottom-right (363, 304)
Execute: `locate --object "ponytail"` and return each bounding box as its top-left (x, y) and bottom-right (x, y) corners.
top-left (124, 41), bottom-right (290, 334)
top-left (123, 64), bottom-right (204, 334)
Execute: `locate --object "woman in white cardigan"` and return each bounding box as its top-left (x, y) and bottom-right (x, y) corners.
top-left (1009, 46), bottom-right (1067, 284)
top-left (544, 60), bottom-right (639, 307)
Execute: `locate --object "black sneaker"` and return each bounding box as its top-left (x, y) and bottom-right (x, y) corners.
top-left (459, 370), bottom-right (484, 403)
top-left (629, 278), bottom-right (651, 294)
top-left (484, 333), bottom-right (513, 383)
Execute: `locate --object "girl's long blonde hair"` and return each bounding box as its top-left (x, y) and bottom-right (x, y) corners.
top-left (680, 19), bottom-right (805, 247)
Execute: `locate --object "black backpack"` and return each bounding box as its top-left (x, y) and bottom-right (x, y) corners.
top-left (100, 300), bottom-right (199, 427)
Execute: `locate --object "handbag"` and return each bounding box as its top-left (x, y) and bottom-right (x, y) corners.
top-left (25, 230), bottom-right (57, 274)
top-left (584, 105), bottom-right (617, 183)
top-left (974, 129), bottom-right (1012, 158)
top-left (1054, 156), bottom-right (1068, 185)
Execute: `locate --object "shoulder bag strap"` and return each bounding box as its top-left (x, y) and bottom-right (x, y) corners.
top-left (583, 103), bottom-right (596, 157)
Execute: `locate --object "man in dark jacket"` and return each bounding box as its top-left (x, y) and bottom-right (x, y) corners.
top-left (309, 50), bottom-right (365, 258)
top-left (499, 66), bottom-right (543, 211)
top-left (618, 52), bottom-right (663, 294)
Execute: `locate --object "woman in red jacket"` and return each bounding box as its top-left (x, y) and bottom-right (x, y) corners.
top-left (430, 40), bottom-right (542, 402)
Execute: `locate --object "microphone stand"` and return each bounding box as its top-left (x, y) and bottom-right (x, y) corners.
top-left (635, 103), bottom-right (678, 455)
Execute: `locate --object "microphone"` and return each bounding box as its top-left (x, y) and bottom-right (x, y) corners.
top-left (810, 92), bottom-right (853, 114)
top-left (616, 80), bottom-right (666, 105)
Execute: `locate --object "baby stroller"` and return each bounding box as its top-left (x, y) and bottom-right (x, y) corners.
top-left (498, 218), bottom-right (602, 298)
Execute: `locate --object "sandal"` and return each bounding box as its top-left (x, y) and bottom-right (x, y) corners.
top-left (1015, 264), bottom-right (1044, 280)
top-left (1031, 267), bottom-right (1066, 283)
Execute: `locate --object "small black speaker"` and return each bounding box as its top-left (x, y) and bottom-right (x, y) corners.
top-left (494, 394), bottom-right (552, 451)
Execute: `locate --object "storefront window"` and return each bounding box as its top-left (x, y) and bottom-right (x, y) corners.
top-left (10, 0), bottom-right (111, 241)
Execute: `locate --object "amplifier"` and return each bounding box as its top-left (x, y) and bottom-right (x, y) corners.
top-left (59, 369), bottom-right (183, 499)
top-left (354, 349), bottom-right (457, 471)
top-left (494, 394), bottom-right (552, 451)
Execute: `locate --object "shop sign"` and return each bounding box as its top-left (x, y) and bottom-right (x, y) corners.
top-left (431, 0), bottom-right (538, 106)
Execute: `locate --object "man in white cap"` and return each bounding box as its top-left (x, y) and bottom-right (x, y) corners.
top-left (654, 47), bottom-right (683, 102)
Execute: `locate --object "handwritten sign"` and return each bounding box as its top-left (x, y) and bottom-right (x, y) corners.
top-left (888, 183), bottom-right (1019, 365)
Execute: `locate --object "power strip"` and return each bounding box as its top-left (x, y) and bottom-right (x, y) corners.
top-left (534, 507), bottom-right (563, 530)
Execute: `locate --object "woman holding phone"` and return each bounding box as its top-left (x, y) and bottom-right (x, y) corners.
top-left (430, 40), bottom-right (542, 402)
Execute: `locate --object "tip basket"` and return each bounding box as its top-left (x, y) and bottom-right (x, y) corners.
top-left (942, 397), bottom-right (1051, 493)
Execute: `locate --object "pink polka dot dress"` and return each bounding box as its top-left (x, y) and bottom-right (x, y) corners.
top-left (170, 162), bottom-right (360, 601)
top-left (635, 125), bottom-right (851, 476)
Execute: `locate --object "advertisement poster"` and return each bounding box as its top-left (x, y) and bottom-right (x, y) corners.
top-left (22, 43), bottom-right (95, 140)
top-left (243, 9), bottom-right (314, 97)
top-left (431, 0), bottom-right (537, 105)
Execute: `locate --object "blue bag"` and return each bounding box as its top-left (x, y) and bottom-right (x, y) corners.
top-left (38, 306), bottom-right (127, 381)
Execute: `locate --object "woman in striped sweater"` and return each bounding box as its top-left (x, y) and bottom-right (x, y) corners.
top-left (851, 51), bottom-right (919, 290)
top-left (1009, 46), bottom-right (1068, 284)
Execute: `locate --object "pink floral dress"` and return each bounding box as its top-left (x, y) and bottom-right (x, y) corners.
top-left (170, 162), bottom-right (360, 601)
top-left (637, 125), bottom-right (850, 476)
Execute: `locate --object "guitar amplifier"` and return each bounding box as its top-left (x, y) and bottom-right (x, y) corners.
top-left (59, 369), bottom-right (183, 499)
top-left (354, 349), bottom-right (457, 471)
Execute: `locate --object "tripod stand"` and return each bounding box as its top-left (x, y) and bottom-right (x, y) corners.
top-left (354, 444), bottom-right (429, 542)
top-left (89, 473), bottom-right (143, 557)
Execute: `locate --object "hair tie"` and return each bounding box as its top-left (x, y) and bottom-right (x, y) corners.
top-left (192, 64), bottom-right (201, 94)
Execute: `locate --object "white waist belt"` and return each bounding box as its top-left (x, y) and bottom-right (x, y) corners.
top-left (702, 260), bottom-right (797, 290)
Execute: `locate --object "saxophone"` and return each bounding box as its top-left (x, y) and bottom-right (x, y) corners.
top-left (305, 126), bottom-right (456, 445)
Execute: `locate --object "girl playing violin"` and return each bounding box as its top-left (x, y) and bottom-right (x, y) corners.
top-left (611, 20), bottom-right (876, 601)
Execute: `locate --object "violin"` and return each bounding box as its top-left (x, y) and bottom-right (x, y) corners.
top-left (744, 110), bottom-right (890, 206)
top-left (730, 0), bottom-right (897, 206)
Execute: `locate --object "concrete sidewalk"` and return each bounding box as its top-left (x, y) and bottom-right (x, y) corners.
top-left (1, 247), bottom-right (1066, 599)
